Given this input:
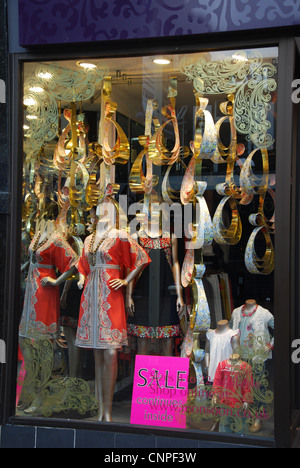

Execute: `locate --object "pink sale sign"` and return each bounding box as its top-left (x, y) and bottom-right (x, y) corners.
top-left (130, 355), bottom-right (190, 429)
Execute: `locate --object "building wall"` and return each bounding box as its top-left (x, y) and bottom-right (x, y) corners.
top-left (18, 0), bottom-right (300, 46)
top-left (0, 424), bottom-right (266, 449)
top-left (0, 0), bottom-right (8, 422)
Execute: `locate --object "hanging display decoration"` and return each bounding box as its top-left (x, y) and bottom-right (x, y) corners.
top-left (212, 94), bottom-right (243, 246)
top-left (240, 147), bottom-right (275, 275)
top-left (179, 93), bottom-right (216, 399)
top-left (129, 99), bottom-right (159, 195)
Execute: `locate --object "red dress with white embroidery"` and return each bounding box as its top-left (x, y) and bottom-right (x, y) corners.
top-left (212, 359), bottom-right (254, 409)
top-left (19, 232), bottom-right (78, 341)
top-left (75, 229), bottom-right (150, 350)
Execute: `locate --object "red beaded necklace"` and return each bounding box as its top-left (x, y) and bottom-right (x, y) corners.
top-left (242, 303), bottom-right (258, 317)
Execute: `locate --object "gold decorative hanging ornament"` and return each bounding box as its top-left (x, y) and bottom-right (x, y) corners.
top-left (149, 77), bottom-right (186, 166)
top-left (129, 99), bottom-right (159, 194)
top-left (212, 94), bottom-right (243, 245)
top-left (102, 77), bottom-right (130, 166)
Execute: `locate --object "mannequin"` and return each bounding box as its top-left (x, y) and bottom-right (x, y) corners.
top-left (205, 320), bottom-right (240, 382)
top-left (75, 208), bottom-right (150, 422)
top-left (212, 353), bottom-right (254, 433)
top-left (18, 220), bottom-right (78, 413)
top-left (213, 353), bottom-right (253, 410)
top-left (230, 299), bottom-right (274, 360)
top-left (19, 219), bottom-right (78, 341)
top-left (230, 299), bottom-right (274, 433)
top-left (126, 210), bottom-right (184, 357)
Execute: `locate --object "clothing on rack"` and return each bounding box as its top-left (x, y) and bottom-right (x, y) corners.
top-left (204, 273), bottom-right (233, 329)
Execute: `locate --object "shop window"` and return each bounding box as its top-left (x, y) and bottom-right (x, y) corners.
top-left (17, 47), bottom-right (277, 437)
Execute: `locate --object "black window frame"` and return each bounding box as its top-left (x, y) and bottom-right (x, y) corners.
top-left (1, 30), bottom-right (299, 448)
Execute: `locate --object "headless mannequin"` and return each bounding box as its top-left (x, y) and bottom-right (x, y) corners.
top-left (216, 319), bottom-right (230, 333)
top-left (78, 214), bottom-right (145, 422)
top-left (19, 220), bottom-right (77, 414)
top-left (241, 299), bottom-right (271, 434)
top-left (205, 320), bottom-right (240, 373)
top-left (212, 353), bottom-right (249, 412)
top-left (244, 299), bottom-right (257, 311)
top-left (242, 298), bottom-right (272, 357)
top-left (126, 212), bottom-right (184, 357)
top-left (226, 353), bottom-right (250, 412)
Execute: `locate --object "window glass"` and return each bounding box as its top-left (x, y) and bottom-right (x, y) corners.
top-left (18, 47), bottom-right (277, 437)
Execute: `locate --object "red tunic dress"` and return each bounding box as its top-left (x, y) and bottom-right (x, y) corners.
top-left (75, 229), bottom-right (150, 350)
top-left (19, 232), bottom-right (78, 341)
top-left (212, 359), bottom-right (254, 409)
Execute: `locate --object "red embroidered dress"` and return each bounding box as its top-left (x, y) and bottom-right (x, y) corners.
top-left (19, 232), bottom-right (78, 340)
top-left (212, 359), bottom-right (254, 409)
top-left (75, 229), bottom-right (150, 350)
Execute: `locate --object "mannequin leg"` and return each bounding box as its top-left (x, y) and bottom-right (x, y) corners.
top-left (63, 326), bottom-right (81, 378)
top-left (159, 338), bottom-right (174, 356)
top-left (93, 349), bottom-right (104, 421)
top-left (137, 337), bottom-right (151, 355)
top-left (94, 348), bottom-right (118, 422)
top-left (102, 349), bottom-right (118, 422)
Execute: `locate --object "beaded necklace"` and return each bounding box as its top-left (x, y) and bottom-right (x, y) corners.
top-left (89, 227), bottom-right (113, 266)
top-left (31, 232), bottom-right (49, 263)
top-left (241, 303), bottom-right (258, 317)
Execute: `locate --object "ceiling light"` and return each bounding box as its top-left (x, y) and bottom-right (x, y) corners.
top-left (29, 86), bottom-right (44, 93)
top-left (153, 58), bottom-right (171, 65)
top-left (26, 115), bottom-right (38, 120)
top-left (77, 61), bottom-right (97, 70)
top-left (23, 125), bottom-right (30, 130)
top-left (38, 72), bottom-right (53, 80)
top-left (23, 97), bottom-right (36, 106)
top-left (232, 54), bottom-right (248, 62)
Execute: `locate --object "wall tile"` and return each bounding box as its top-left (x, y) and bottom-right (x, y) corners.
top-left (0, 425), bottom-right (35, 448)
top-left (36, 427), bottom-right (75, 449)
top-left (76, 429), bottom-right (115, 449)
top-left (115, 432), bottom-right (156, 448)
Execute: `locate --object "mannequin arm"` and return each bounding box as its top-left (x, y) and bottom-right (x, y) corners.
top-left (77, 273), bottom-right (86, 290)
top-left (171, 234), bottom-right (184, 314)
top-left (122, 233), bottom-right (140, 316)
top-left (125, 273), bottom-right (135, 317)
top-left (204, 340), bottom-right (210, 373)
top-left (60, 278), bottom-right (72, 309)
top-left (41, 266), bottom-right (77, 287)
top-left (21, 260), bottom-right (30, 272)
top-left (110, 264), bottom-right (144, 291)
top-left (231, 334), bottom-right (240, 353)
top-left (266, 316), bottom-right (275, 351)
